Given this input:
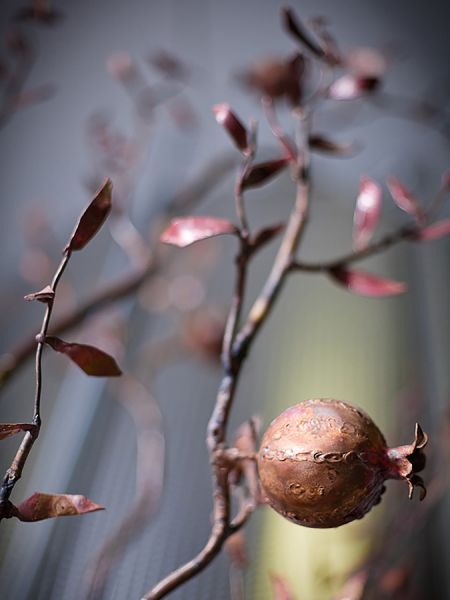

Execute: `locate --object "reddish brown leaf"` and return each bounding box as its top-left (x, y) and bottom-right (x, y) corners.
top-left (309, 134), bottom-right (356, 156)
top-left (416, 219), bottom-right (450, 241)
top-left (386, 177), bottom-right (424, 223)
top-left (270, 572), bottom-right (296, 600)
top-left (213, 104), bottom-right (248, 153)
top-left (24, 285), bottom-right (54, 303)
top-left (45, 336), bottom-right (122, 376)
top-left (328, 75), bottom-right (379, 100)
top-left (15, 492), bottom-right (104, 522)
top-left (330, 267), bottom-right (406, 297)
top-left (353, 176), bottom-right (382, 249)
top-left (242, 158), bottom-right (289, 189)
top-left (281, 7), bottom-right (325, 61)
top-left (66, 179), bottom-right (112, 252)
top-left (0, 423), bottom-right (37, 441)
top-left (160, 217), bottom-right (238, 248)
top-left (345, 47), bottom-right (387, 78)
top-left (241, 54), bottom-right (304, 107)
top-left (250, 223), bottom-right (285, 252)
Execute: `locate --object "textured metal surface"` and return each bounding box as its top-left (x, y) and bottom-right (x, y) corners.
top-left (258, 399), bottom-right (387, 528)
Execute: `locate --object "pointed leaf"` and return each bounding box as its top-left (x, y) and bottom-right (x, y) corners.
top-left (213, 104), bottom-right (248, 153)
top-left (281, 7), bottom-right (325, 61)
top-left (309, 134), bottom-right (356, 156)
top-left (160, 217), bottom-right (238, 248)
top-left (353, 176), bottom-right (382, 249)
top-left (45, 336), bottom-right (122, 376)
top-left (242, 55), bottom-right (304, 107)
top-left (250, 223), bottom-right (284, 252)
top-left (330, 267), bottom-right (406, 297)
top-left (24, 285), bottom-right (54, 303)
top-left (66, 179), bottom-right (112, 252)
top-left (346, 47), bottom-right (387, 78)
top-left (416, 219), bottom-right (450, 241)
top-left (15, 492), bottom-right (104, 522)
top-left (328, 75), bottom-right (379, 100)
top-left (387, 177), bottom-right (424, 223)
top-left (242, 158), bottom-right (289, 189)
top-left (0, 423), bottom-right (37, 441)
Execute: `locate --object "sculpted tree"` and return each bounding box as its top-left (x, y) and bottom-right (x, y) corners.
top-left (1, 5), bottom-right (449, 600)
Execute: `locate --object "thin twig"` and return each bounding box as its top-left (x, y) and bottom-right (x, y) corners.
top-left (290, 224), bottom-right (418, 273)
top-left (0, 250), bottom-right (71, 516)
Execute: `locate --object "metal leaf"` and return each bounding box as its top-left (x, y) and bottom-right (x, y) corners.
top-left (309, 134), bottom-right (356, 156)
top-left (24, 285), bottom-right (54, 303)
top-left (242, 158), bottom-right (289, 189)
top-left (281, 7), bottom-right (325, 60)
top-left (386, 177), bottom-right (424, 223)
top-left (160, 217), bottom-right (238, 248)
top-left (15, 492), bottom-right (104, 522)
top-left (330, 267), bottom-right (406, 297)
top-left (416, 219), bottom-right (450, 241)
top-left (250, 223), bottom-right (285, 252)
top-left (0, 423), bottom-right (37, 441)
top-left (45, 336), bottom-right (122, 376)
top-left (213, 104), bottom-right (248, 153)
top-left (353, 176), bottom-right (382, 249)
top-left (328, 75), bottom-right (379, 100)
top-left (66, 179), bottom-right (112, 252)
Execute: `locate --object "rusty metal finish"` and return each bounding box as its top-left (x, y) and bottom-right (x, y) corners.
top-left (257, 399), bottom-right (427, 528)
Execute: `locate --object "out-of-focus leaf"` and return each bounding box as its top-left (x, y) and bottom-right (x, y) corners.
top-left (328, 75), bottom-right (379, 100)
top-left (416, 219), bottom-right (450, 241)
top-left (242, 158), bottom-right (289, 189)
top-left (181, 308), bottom-right (225, 362)
top-left (148, 49), bottom-right (190, 82)
top-left (160, 217), bottom-right (238, 248)
top-left (250, 223), bottom-right (284, 252)
top-left (213, 104), bottom-right (248, 153)
top-left (15, 492), bottom-right (104, 522)
top-left (240, 54), bottom-right (304, 107)
top-left (308, 16), bottom-right (342, 65)
top-left (45, 336), bottom-right (122, 376)
top-left (330, 267), bottom-right (406, 297)
top-left (13, 84), bottom-right (56, 109)
top-left (345, 47), bottom-right (387, 78)
top-left (270, 572), bottom-right (296, 600)
top-left (24, 285), bottom-right (54, 303)
top-left (387, 177), bottom-right (424, 223)
top-left (0, 423), bottom-right (37, 441)
top-left (309, 134), bottom-right (356, 156)
top-left (66, 179), bottom-right (112, 252)
top-left (15, 1), bottom-right (64, 25)
top-left (353, 176), bottom-right (382, 249)
top-left (281, 7), bottom-right (325, 61)
top-left (225, 530), bottom-right (248, 570)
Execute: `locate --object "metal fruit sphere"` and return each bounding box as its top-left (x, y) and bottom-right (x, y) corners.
top-left (257, 398), bottom-right (427, 528)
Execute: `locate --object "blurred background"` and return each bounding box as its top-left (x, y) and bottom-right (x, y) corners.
top-left (0, 1), bottom-right (449, 599)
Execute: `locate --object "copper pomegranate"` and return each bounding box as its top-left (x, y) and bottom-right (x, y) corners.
top-left (257, 399), bottom-right (427, 528)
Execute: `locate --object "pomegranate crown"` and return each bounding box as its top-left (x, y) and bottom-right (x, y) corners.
top-left (387, 423), bottom-right (428, 501)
